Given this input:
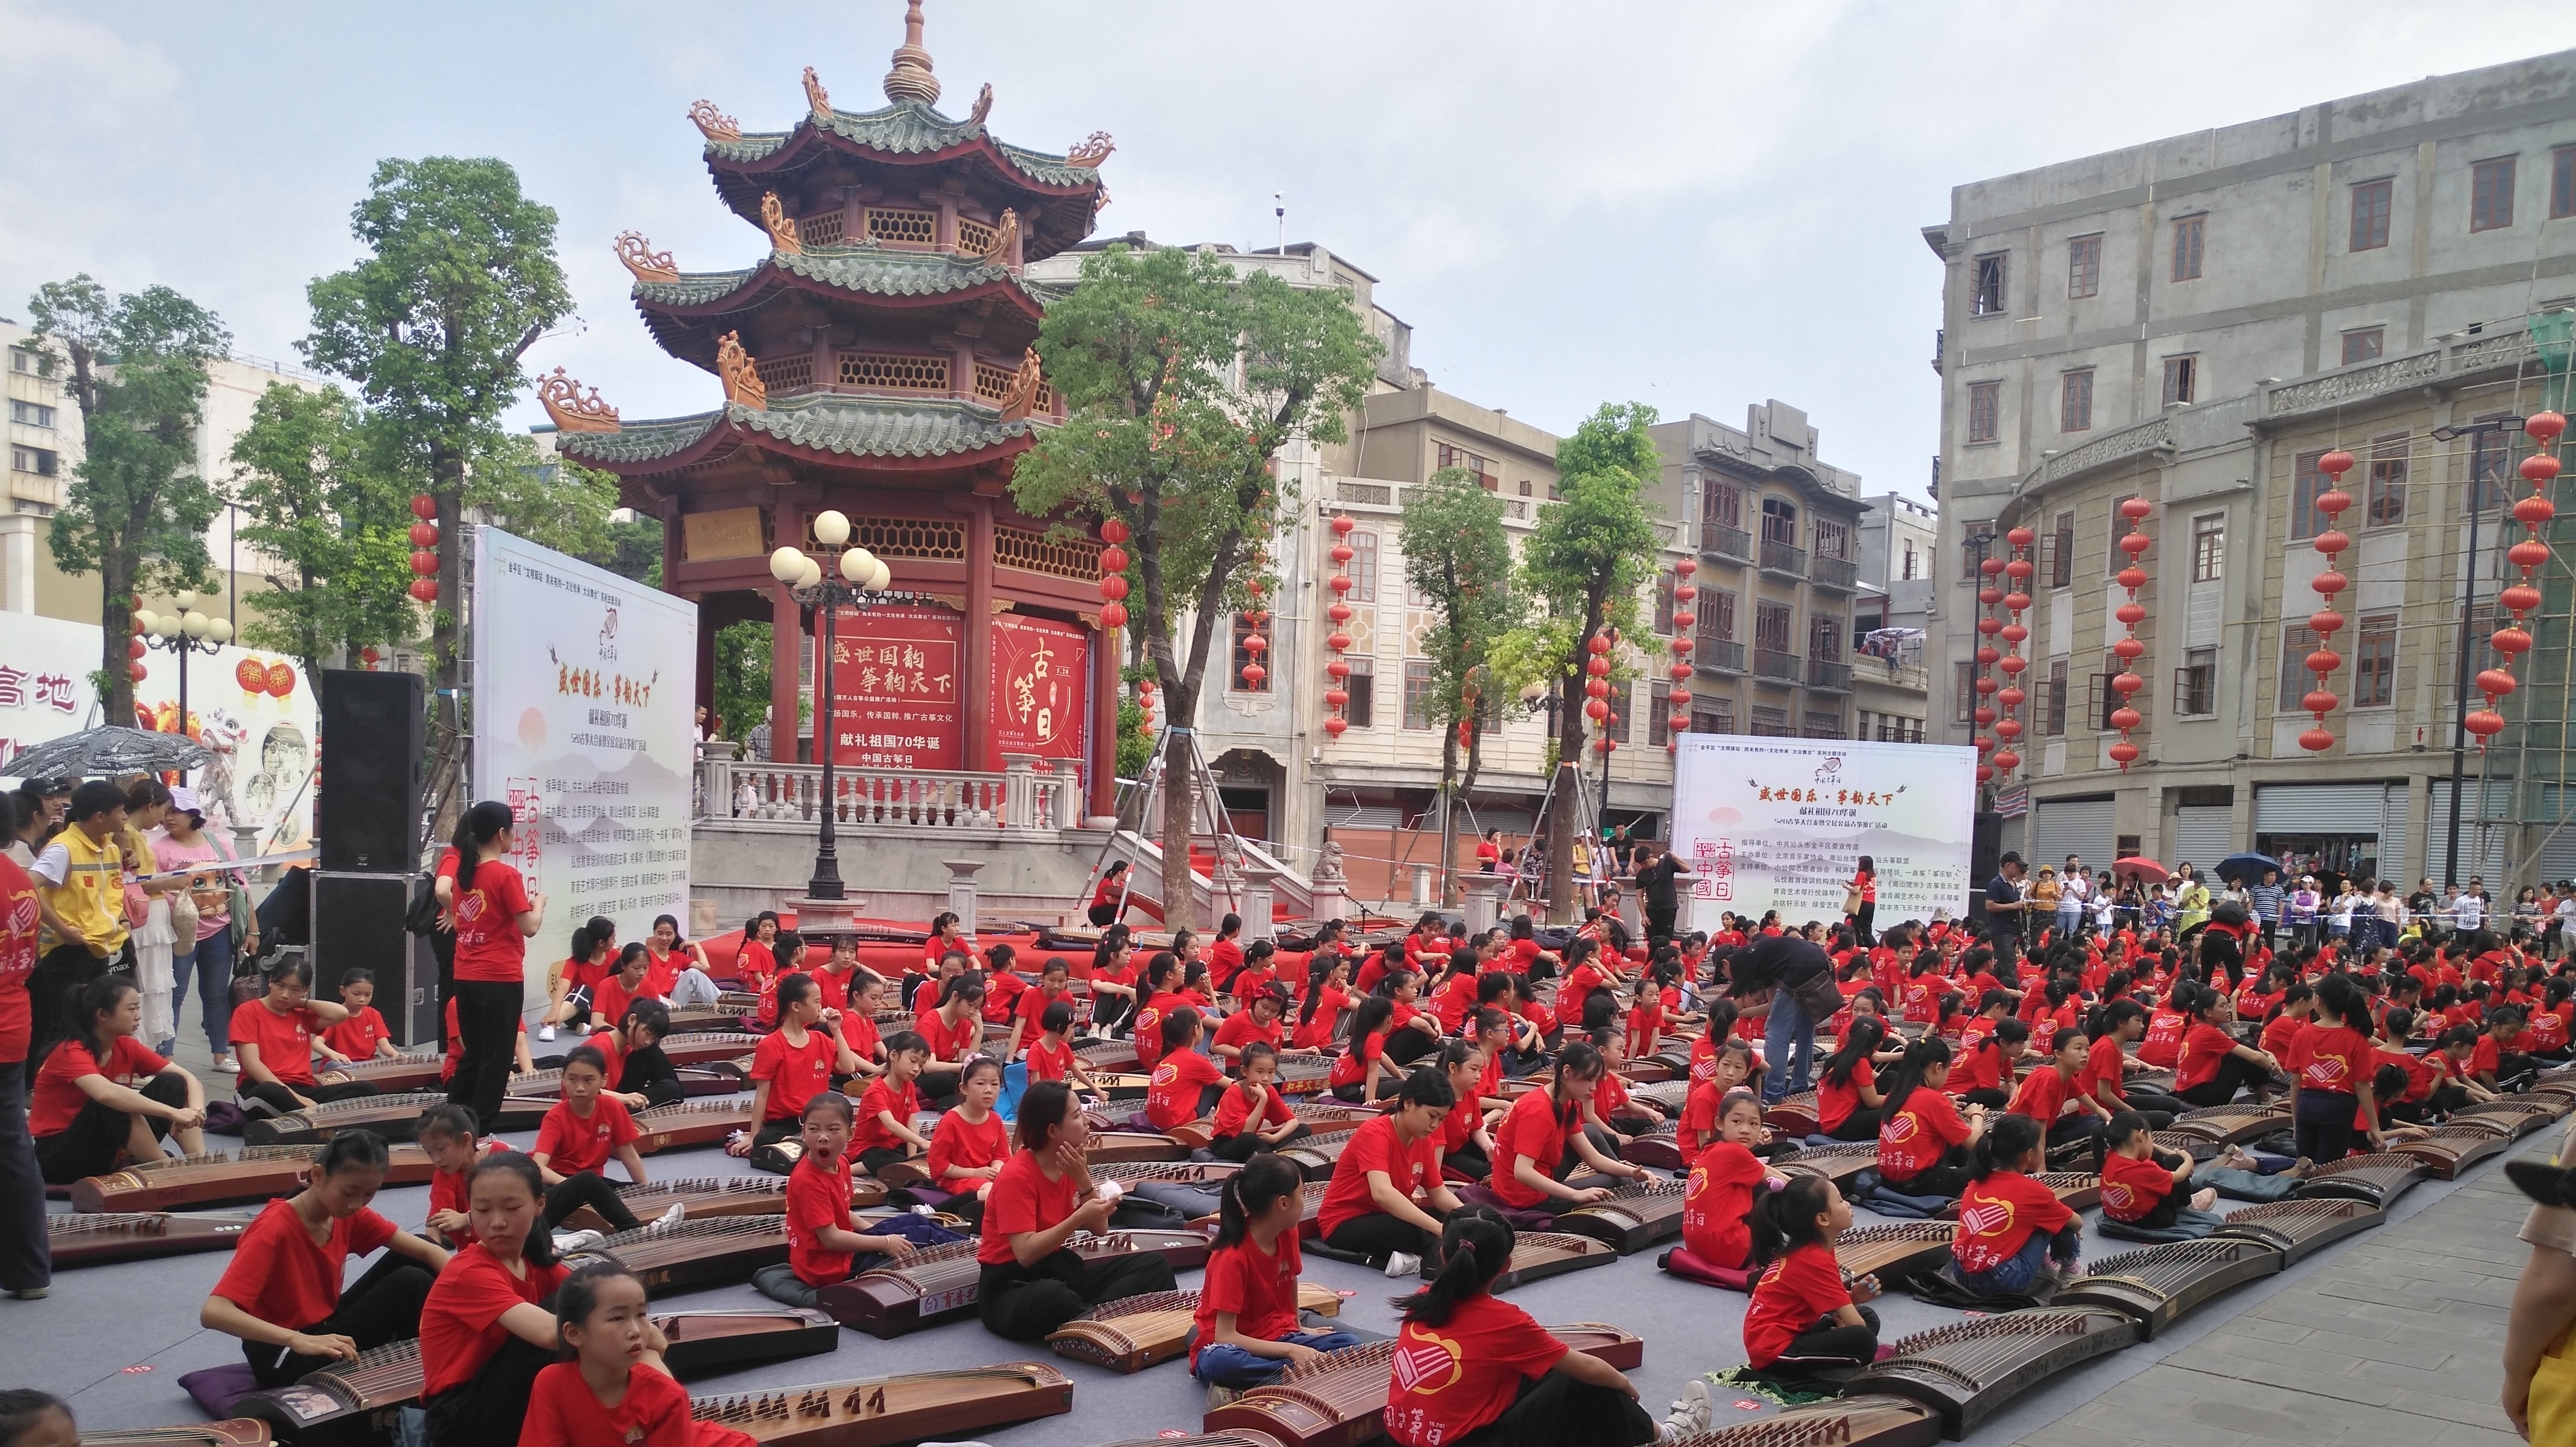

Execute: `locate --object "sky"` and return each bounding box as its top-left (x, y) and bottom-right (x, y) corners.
top-left (5, 0), bottom-right (2573, 509)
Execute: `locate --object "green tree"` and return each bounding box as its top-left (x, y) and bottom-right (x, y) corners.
top-left (226, 382), bottom-right (419, 682)
top-left (1399, 467), bottom-right (1521, 903)
top-left (465, 433), bottom-right (618, 562)
top-left (1510, 401), bottom-right (1663, 920)
top-left (1012, 244), bottom-right (1377, 928)
top-left (711, 619), bottom-right (771, 746)
top-left (26, 276), bottom-right (231, 725)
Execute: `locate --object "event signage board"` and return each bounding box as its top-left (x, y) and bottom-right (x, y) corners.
top-left (988, 613), bottom-right (1090, 767)
top-left (1670, 734), bottom-right (1977, 929)
top-left (471, 526), bottom-right (697, 970)
top-left (827, 603), bottom-right (965, 771)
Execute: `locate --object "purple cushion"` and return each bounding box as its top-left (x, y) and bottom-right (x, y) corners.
top-left (181, 1361), bottom-right (261, 1418)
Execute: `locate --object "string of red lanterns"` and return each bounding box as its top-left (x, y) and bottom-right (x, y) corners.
top-left (2107, 497), bottom-right (2154, 770)
top-left (2468, 411), bottom-right (2568, 747)
top-left (1239, 558), bottom-right (1270, 690)
top-left (407, 494), bottom-right (441, 604)
top-left (1991, 527), bottom-right (2034, 780)
top-left (1666, 559), bottom-right (1698, 753)
top-left (1973, 553), bottom-right (2004, 786)
top-left (1096, 517), bottom-right (1130, 630)
top-left (1323, 514), bottom-right (1356, 741)
top-left (2298, 453), bottom-right (2356, 753)
top-left (1584, 632), bottom-right (1614, 760)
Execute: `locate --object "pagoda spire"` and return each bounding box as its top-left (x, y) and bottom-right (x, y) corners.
top-left (883, 0), bottom-right (940, 106)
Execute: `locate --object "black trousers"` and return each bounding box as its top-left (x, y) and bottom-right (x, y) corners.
top-left (856, 1145), bottom-right (913, 1179)
top-left (544, 1170), bottom-right (639, 1233)
top-left (2045, 1113), bottom-right (2105, 1173)
top-left (1210, 1122), bottom-right (1311, 1163)
top-left (1445, 1137), bottom-right (1492, 1181)
top-left (1648, 908), bottom-right (1679, 951)
top-left (1323, 1212), bottom-right (1439, 1264)
top-left (447, 980), bottom-right (524, 1133)
top-left (1448, 1364), bottom-right (1659, 1447)
top-left (2175, 1054), bottom-right (2272, 1108)
top-left (424, 1333), bottom-right (553, 1447)
top-left (1087, 902), bottom-right (1120, 928)
top-left (1386, 1029), bottom-right (1439, 1067)
top-left (1824, 1105), bottom-right (1883, 1142)
top-left (1766, 1305), bottom-right (1882, 1380)
top-left (1882, 1148), bottom-right (1971, 1200)
top-left (750, 1118), bottom-right (799, 1151)
top-left (1959, 1088), bottom-right (2010, 1111)
top-left (0, 1062), bottom-right (49, 1294)
top-left (239, 1079), bottom-right (378, 1114)
top-left (2294, 1092), bottom-right (2359, 1165)
top-left (1332, 1076), bottom-right (1404, 1103)
top-left (245, 1251), bottom-right (437, 1387)
top-left (27, 943), bottom-right (125, 1067)
top-left (35, 1071), bottom-right (189, 1184)
top-left (1848, 903), bottom-right (1874, 950)
top-left (977, 1246), bottom-right (1177, 1341)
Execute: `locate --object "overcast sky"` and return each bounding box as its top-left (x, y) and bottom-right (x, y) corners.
top-left (6, 1), bottom-right (2569, 508)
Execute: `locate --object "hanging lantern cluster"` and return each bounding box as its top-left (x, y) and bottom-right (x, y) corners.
top-left (2470, 410), bottom-right (2567, 748)
top-left (1588, 632), bottom-right (1620, 756)
top-left (1458, 663), bottom-right (1488, 752)
top-left (1972, 554), bottom-right (2004, 785)
top-left (1238, 563), bottom-right (1271, 690)
top-left (408, 494), bottom-right (441, 605)
top-left (1322, 513), bottom-right (1356, 740)
top-left (2298, 452), bottom-right (2357, 752)
top-left (2107, 497), bottom-right (2154, 770)
top-left (128, 602), bottom-right (148, 684)
top-left (1666, 559), bottom-right (1698, 754)
top-left (1134, 675), bottom-right (1157, 737)
top-left (1097, 516), bottom-right (1130, 631)
top-left (1991, 527), bottom-right (2034, 779)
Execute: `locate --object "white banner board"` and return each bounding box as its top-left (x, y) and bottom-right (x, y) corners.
top-left (471, 527), bottom-right (696, 949)
top-left (1670, 735), bottom-right (1978, 931)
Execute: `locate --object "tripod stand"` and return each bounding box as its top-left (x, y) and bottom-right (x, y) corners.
top-left (1078, 727), bottom-right (1251, 928)
top-left (1512, 761), bottom-right (1603, 915)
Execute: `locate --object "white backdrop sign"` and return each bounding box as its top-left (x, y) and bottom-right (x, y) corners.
top-left (1670, 735), bottom-right (1978, 930)
top-left (471, 527), bottom-right (697, 951)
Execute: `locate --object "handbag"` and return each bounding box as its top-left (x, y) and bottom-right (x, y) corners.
top-left (405, 876), bottom-right (442, 935)
top-left (1842, 885), bottom-right (1865, 915)
top-left (169, 886), bottom-right (202, 943)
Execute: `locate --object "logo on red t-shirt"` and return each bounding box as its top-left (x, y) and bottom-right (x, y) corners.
top-left (1391, 1330), bottom-right (1463, 1394)
top-left (2100, 1182), bottom-right (2134, 1213)
top-left (1958, 1199), bottom-right (2013, 1238)
top-left (2303, 1055), bottom-right (2348, 1089)
top-left (1881, 1112), bottom-right (1920, 1144)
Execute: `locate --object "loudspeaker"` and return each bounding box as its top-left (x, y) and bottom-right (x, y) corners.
top-left (1967, 810), bottom-right (2004, 924)
top-left (318, 669), bottom-right (425, 872)
top-left (311, 872), bottom-right (441, 1046)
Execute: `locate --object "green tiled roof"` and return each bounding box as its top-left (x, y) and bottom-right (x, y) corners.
top-left (709, 99), bottom-right (1100, 189)
top-left (633, 248), bottom-right (1062, 311)
top-left (556, 393), bottom-right (1041, 470)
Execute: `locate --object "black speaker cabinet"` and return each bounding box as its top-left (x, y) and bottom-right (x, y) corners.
top-left (318, 669), bottom-right (425, 873)
top-left (1967, 810), bottom-right (2005, 926)
top-left (311, 872), bottom-right (439, 1046)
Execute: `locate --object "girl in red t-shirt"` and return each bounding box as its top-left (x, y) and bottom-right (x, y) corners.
top-left (2172, 983), bottom-right (2282, 1108)
top-left (1673, 1089), bottom-right (1780, 1273)
top-left (2097, 1110), bottom-right (2221, 1232)
top-left (436, 800), bottom-right (545, 1130)
top-left (1874, 1036), bottom-right (1986, 1197)
top-left (530, 1047), bottom-right (657, 1233)
top-left (418, 1152), bottom-right (571, 1446)
top-left (731, 974), bottom-right (860, 1156)
top-left (1210, 1043), bottom-right (1310, 1163)
top-left (755, 1093), bottom-right (920, 1305)
top-left (1815, 1017), bottom-right (1887, 1141)
top-left (1189, 1155), bottom-right (1364, 1387)
top-left (974, 1082), bottom-right (1178, 1340)
top-left (1949, 1114), bottom-right (2081, 1297)
top-left (31, 974), bottom-right (207, 1183)
top-left (542, 922), bottom-right (617, 1040)
top-left (1087, 928), bottom-right (1139, 1038)
top-left (1290, 957), bottom-right (1355, 1052)
top-left (230, 955), bottom-right (370, 1118)
top-left (1431, 1039), bottom-right (1498, 1180)
top-left (2286, 974), bottom-right (2384, 1164)
top-left (924, 1058), bottom-right (1011, 1221)
top-left (524, 1264), bottom-right (757, 1447)
top-left (1739, 1174), bottom-right (1880, 1375)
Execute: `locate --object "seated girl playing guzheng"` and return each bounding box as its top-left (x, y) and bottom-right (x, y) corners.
top-left (529, 1046), bottom-right (679, 1233)
top-left (847, 1032), bottom-right (934, 1178)
top-left (1382, 1208), bottom-right (1660, 1447)
top-left (30, 976), bottom-right (208, 1184)
top-left (2099, 1110), bottom-right (2224, 1237)
top-left (752, 1093), bottom-right (918, 1307)
top-left (2171, 982), bottom-right (2282, 1108)
top-left (418, 1102), bottom-right (678, 1247)
top-left (924, 1057), bottom-right (1011, 1221)
top-left (1001, 955), bottom-right (1077, 1063)
top-left (1483, 1043), bottom-right (1652, 1216)
top-left (913, 973), bottom-right (986, 1108)
top-left (975, 1080), bottom-right (1178, 1340)
top-left (1315, 1068), bottom-right (1466, 1272)
top-left (230, 956), bottom-right (377, 1118)
top-left (1740, 1174), bottom-right (1881, 1379)
top-left (1816, 1017), bottom-right (1890, 1141)
top-left (1875, 1037), bottom-right (1988, 1199)
top-left (1669, 1088), bottom-right (1783, 1278)
top-left (1022, 999), bottom-right (1102, 1092)
top-left (730, 973), bottom-right (860, 1157)
top-left (418, 1151), bottom-right (571, 1447)
top-left (1329, 996), bottom-right (1402, 1103)
top-left (1146, 1008), bottom-right (1224, 1129)
top-left (1190, 1153), bottom-right (1364, 1388)
top-left (1432, 1041), bottom-right (1495, 1181)
top-left (1947, 1113), bottom-right (2080, 1298)
top-left (1210, 1045), bottom-right (1312, 1163)
top-left (523, 1263), bottom-right (756, 1447)
top-left (320, 969), bottom-right (401, 1062)
top-left (199, 1130), bottom-right (451, 1387)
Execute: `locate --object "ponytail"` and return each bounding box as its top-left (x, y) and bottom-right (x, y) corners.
top-left (1877, 1036), bottom-right (1951, 1122)
top-left (451, 799), bottom-right (514, 900)
top-left (1971, 1112), bottom-right (2041, 1182)
top-left (1819, 1017), bottom-right (1884, 1088)
top-left (552, 1262), bottom-right (646, 1358)
top-left (1393, 1207), bottom-right (1515, 1323)
top-left (2089, 999), bottom-right (2146, 1043)
top-left (1746, 1174), bottom-right (1831, 1270)
top-left (1213, 1152), bottom-right (1301, 1250)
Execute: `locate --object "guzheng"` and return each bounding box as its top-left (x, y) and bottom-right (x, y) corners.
top-left (324, 1052), bottom-right (442, 1093)
top-left (1095, 1160), bottom-right (1246, 1190)
top-left (506, 1064), bottom-right (741, 1101)
top-left (2030, 1171), bottom-right (2104, 1212)
top-left (1764, 1092), bottom-right (1820, 1136)
top-left (1287, 1102), bottom-right (1381, 1138)
top-left (1202, 1325), bottom-right (1643, 1447)
top-left (652, 1308), bottom-right (840, 1377)
top-left (1841, 1308), bottom-right (2141, 1439)
top-left (1279, 1135), bottom-right (1352, 1181)
top-left (1045, 1282), bottom-right (1346, 1372)
top-left (1832, 1221), bottom-right (1959, 1287)
top-left (2388, 1122), bottom-right (2515, 1179)
top-left (558, 1175), bottom-right (793, 1233)
top-left (2454, 1098), bottom-right (2567, 1138)
top-left (1663, 1394), bottom-right (1944, 1447)
top-left (1076, 1038), bottom-right (1143, 1073)
top-left (78, 1424), bottom-right (273, 1447)
top-left (1626, 1079), bottom-right (1690, 1116)
top-left (663, 1004), bottom-right (751, 1034)
top-left (558, 1215), bottom-right (792, 1294)
top-left (1272, 1052), bottom-right (1336, 1094)
top-left (1557, 1178), bottom-right (1689, 1253)
top-left (635, 1099), bottom-right (756, 1154)
top-left (49, 1211), bottom-right (253, 1268)
top-left (1092, 1436), bottom-right (1291, 1447)
top-left (660, 1031), bottom-right (769, 1068)
top-left (1622, 1123), bottom-right (1684, 1171)
top-left (2146, 1131), bottom-right (2223, 1163)
top-left (2164, 1104), bottom-right (2291, 1146)
top-left (2125, 1068), bottom-right (2178, 1096)
top-left (1090, 1072), bottom-right (1154, 1102)
top-left (1086, 1131), bottom-right (1189, 1164)
top-left (1773, 1140), bottom-right (1882, 1190)
top-left (821, 1230), bottom-right (1214, 1338)
top-left (2294, 1151), bottom-right (2431, 1207)
top-left (69, 1144), bottom-right (432, 1213)
top-left (684, 1365), bottom-right (1074, 1446)
top-left (2054, 1237), bottom-right (2286, 1337)
top-left (1419, 1231), bottom-right (1616, 1291)
top-left (243, 1092), bottom-right (456, 1148)
top-left (237, 1339), bottom-right (424, 1445)
top-left (2213, 1198), bottom-right (2384, 1265)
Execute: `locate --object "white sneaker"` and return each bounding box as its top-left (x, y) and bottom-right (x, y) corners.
top-left (1661, 1379), bottom-right (1712, 1440)
top-left (655, 1202), bottom-right (687, 1231)
top-left (537, 1025), bottom-right (557, 1042)
top-left (552, 1229), bottom-right (604, 1254)
top-left (1384, 1251), bottom-right (1422, 1279)
top-left (214, 1056), bottom-right (239, 1074)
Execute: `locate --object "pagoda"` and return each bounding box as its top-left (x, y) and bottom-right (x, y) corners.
top-left (556, 0), bottom-right (1117, 817)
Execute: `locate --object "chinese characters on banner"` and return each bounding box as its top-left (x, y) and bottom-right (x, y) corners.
top-left (827, 604), bottom-right (963, 771)
top-left (1669, 735), bottom-right (1977, 929)
top-left (988, 614), bottom-right (1090, 767)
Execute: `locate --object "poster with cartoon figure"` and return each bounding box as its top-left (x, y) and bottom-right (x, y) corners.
top-left (1670, 735), bottom-right (1977, 929)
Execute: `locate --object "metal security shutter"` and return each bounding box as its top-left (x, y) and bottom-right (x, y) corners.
top-left (2377, 782), bottom-right (2413, 886)
top-left (2173, 807), bottom-right (2233, 874)
top-left (2254, 784), bottom-right (2395, 833)
top-left (2032, 796), bottom-right (2116, 874)
top-left (2426, 779), bottom-right (2510, 884)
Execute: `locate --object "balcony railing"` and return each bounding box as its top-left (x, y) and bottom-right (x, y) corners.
top-left (1702, 524), bottom-right (1751, 562)
top-left (1700, 641), bottom-right (1746, 674)
top-left (1806, 660), bottom-right (1853, 693)
top-left (1759, 540), bottom-right (1806, 578)
top-left (1810, 554), bottom-right (1859, 591)
top-left (696, 749), bottom-right (1081, 833)
top-left (1754, 648), bottom-right (1800, 684)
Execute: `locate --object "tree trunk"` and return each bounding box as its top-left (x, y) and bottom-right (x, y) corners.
top-left (100, 549), bottom-right (134, 727)
top-left (1437, 727), bottom-right (1460, 908)
top-left (425, 446), bottom-right (466, 840)
top-left (1549, 671), bottom-right (1580, 926)
top-left (1157, 713), bottom-right (1196, 933)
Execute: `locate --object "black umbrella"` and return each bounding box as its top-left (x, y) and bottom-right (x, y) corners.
top-left (2213, 851), bottom-right (2283, 885)
top-left (1, 725), bottom-right (211, 781)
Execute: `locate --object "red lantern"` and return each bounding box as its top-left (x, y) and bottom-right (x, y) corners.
top-left (409, 494), bottom-right (436, 521)
top-left (409, 578), bottom-right (439, 603)
top-left (129, 638), bottom-right (145, 660)
top-left (2300, 451), bottom-right (2357, 751)
top-left (1585, 699), bottom-right (1609, 723)
top-left (409, 522), bottom-right (439, 548)
top-left (1239, 661), bottom-right (1266, 688)
top-left (1100, 601), bottom-right (1127, 629)
top-left (361, 646), bottom-right (380, 667)
top-left (1329, 513), bottom-right (1356, 537)
top-left (1099, 575), bottom-right (1129, 601)
top-left (409, 551), bottom-right (438, 576)
top-left (131, 662), bottom-right (147, 683)
top-left (266, 663), bottom-right (296, 699)
top-left (1099, 545), bottom-right (1128, 573)
top-left (1100, 518), bottom-right (1130, 545)
top-left (1588, 634), bottom-right (1611, 655)
top-left (1456, 722), bottom-right (1474, 748)
top-left (1323, 715), bottom-right (1348, 738)
top-left (236, 657), bottom-right (267, 692)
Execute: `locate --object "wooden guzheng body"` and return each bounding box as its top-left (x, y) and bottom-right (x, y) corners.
top-left (558, 1175), bottom-right (793, 1233)
top-left (1085, 1130), bottom-right (1189, 1164)
top-left (1045, 1283), bottom-right (1345, 1372)
top-left (2165, 1104), bottom-right (2290, 1145)
top-left (1621, 1122), bottom-right (1684, 1170)
top-left (660, 1031), bottom-right (766, 1069)
top-left (635, 1099), bottom-right (756, 1154)
top-left (1843, 1308), bottom-right (2141, 1439)
top-left (558, 1215), bottom-right (791, 1294)
top-left (1773, 1141), bottom-right (1882, 1189)
top-left (682, 1364), bottom-right (1075, 1447)
top-left (1287, 1102), bottom-right (1380, 1138)
top-left (2055, 1237), bottom-right (2285, 1337)
top-left (326, 1052), bottom-right (442, 1093)
top-left (2455, 1098), bottom-right (2567, 1138)
top-left (2294, 1152), bottom-right (2430, 1207)
top-left (1272, 1052), bottom-right (1334, 1094)
top-left (1557, 1178), bottom-right (1688, 1253)
top-left (237, 1339), bottom-right (424, 1445)
top-left (78, 1424), bottom-right (273, 1447)
top-left (1665, 1394), bottom-right (1944, 1447)
top-left (1279, 1135), bottom-right (1352, 1180)
top-left (2213, 1198), bottom-right (2383, 1264)
top-left (1764, 1092), bottom-right (1820, 1136)
top-left (663, 1004), bottom-right (750, 1034)
top-left (1833, 1221), bottom-right (1960, 1285)
top-left (70, 1145), bottom-right (433, 1213)
top-left (50, 1211), bottom-right (253, 1267)
top-left (243, 1092), bottom-right (453, 1147)
top-left (652, 1308), bottom-right (840, 1377)
top-left (1202, 1325), bottom-right (1643, 1447)
top-left (1096, 1160), bottom-right (1244, 1189)
top-left (1075, 1039), bottom-right (1142, 1073)
top-left (2029, 1171), bottom-right (2103, 1212)
top-left (1422, 1231), bottom-right (1616, 1291)
top-left (821, 1230), bottom-right (1214, 1338)
top-left (508, 1064), bottom-right (741, 1100)
top-left (2389, 1122), bottom-right (2514, 1179)
top-left (2147, 1131), bottom-right (2223, 1163)
top-left (1627, 1079), bottom-right (1690, 1116)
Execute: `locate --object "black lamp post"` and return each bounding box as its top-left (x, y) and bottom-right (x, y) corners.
top-left (135, 590), bottom-right (232, 732)
top-left (2428, 416), bottom-right (2524, 889)
top-left (768, 512), bottom-right (893, 901)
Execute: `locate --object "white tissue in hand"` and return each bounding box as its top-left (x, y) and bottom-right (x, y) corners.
top-left (1094, 1180), bottom-right (1125, 1204)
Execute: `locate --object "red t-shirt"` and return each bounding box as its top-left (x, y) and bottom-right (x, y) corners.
top-left (591, 975), bottom-right (653, 1034)
top-left (1489, 1089), bottom-right (1573, 1209)
top-left (1680, 1140), bottom-right (1766, 1268)
top-left (1209, 938), bottom-right (1246, 988)
top-left (1950, 1171), bottom-right (2075, 1273)
top-left (927, 1109), bottom-right (1010, 1180)
top-left (30, 1035), bottom-right (168, 1136)
top-left (1318, 1114), bottom-right (1438, 1239)
top-left (321, 1008), bottom-right (390, 1061)
top-left (787, 1155), bottom-right (858, 1285)
top-left (230, 999), bottom-right (323, 1087)
top-left (1290, 990), bottom-right (1351, 1051)
top-left (1877, 1086), bottom-right (1971, 1183)
top-left (2290, 1022), bottom-right (2373, 1096)
top-left (1742, 1243), bottom-right (1851, 1368)
top-left (0, 852), bottom-right (37, 1064)
top-left (978, 1149), bottom-right (1082, 1266)
top-left (2175, 1021), bottom-right (2241, 1093)
top-left (1146, 1049), bottom-right (1222, 1131)
top-left (807, 967), bottom-right (858, 1018)
top-left (2008, 1066), bottom-right (2077, 1124)
top-left (1213, 1010), bottom-right (1284, 1064)
top-left (1383, 1294), bottom-right (1567, 1447)
top-left (523, 1360), bottom-right (753, 1447)
top-left (1025, 1035), bottom-right (1074, 1082)
top-left (1948, 1039), bottom-right (2010, 1097)
top-left (2137, 1009), bottom-right (2187, 1068)
top-left (419, 1241), bottom-right (570, 1398)
top-left (2258, 1013), bottom-right (2305, 1065)
top-left (1328, 1032), bottom-right (1386, 1090)
top-left (2098, 1149), bottom-right (2176, 1223)
top-left (916, 1007), bottom-right (982, 1064)
top-left (1214, 1081), bottom-right (1294, 1137)
top-left (1016, 985), bottom-right (1068, 1033)
top-left (427, 1141), bottom-right (501, 1220)
top-left (534, 1094), bottom-right (639, 1176)
top-left (849, 1078), bottom-right (921, 1157)
top-left (2079, 1034), bottom-right (2129, 1107)
top-left (1817, 1059), bottom-right (1874, 1132)
top-left (1190, 1232), bottom-right (1304, 1368)
top-left (1557, 964), bottom-right (1615, 1027)
top-left (641, 948), bottom-right (684, 998)
top-left (441, 853), bottom-right (532, 985)
top-left (1134, 991), bottom-right (1190, 1072)
top-left (212, 1197), bottom-right (398, 1331)
top-left (750, 1027), bottom-right (839, 1123)
top-left (1431, 975), bottom-right (1479, 1036)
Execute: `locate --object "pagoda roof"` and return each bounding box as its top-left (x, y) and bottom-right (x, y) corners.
top-left (708, 99), bottom-right (1101, 259)
top-left (556, 391), bottom-right (1042, 475)
top-left (635, 247), bottom-right (1056, 368)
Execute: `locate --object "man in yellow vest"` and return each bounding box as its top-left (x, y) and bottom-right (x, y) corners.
top-left (26, 781), bottom-right (132, 1064)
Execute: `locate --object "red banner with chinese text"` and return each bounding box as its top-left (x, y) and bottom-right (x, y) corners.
top-left (827, 604), bottom-right (963, 771)
top-left (988, 614), bottom-right (1090, 769)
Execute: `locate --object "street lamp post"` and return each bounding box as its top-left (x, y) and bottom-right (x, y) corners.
top-left (133, 590), bottom-right (233, 732)
top-left (769, 511), bottom-right (892, 902)
top-left (2428, 416), bottom-right (2525, 889)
